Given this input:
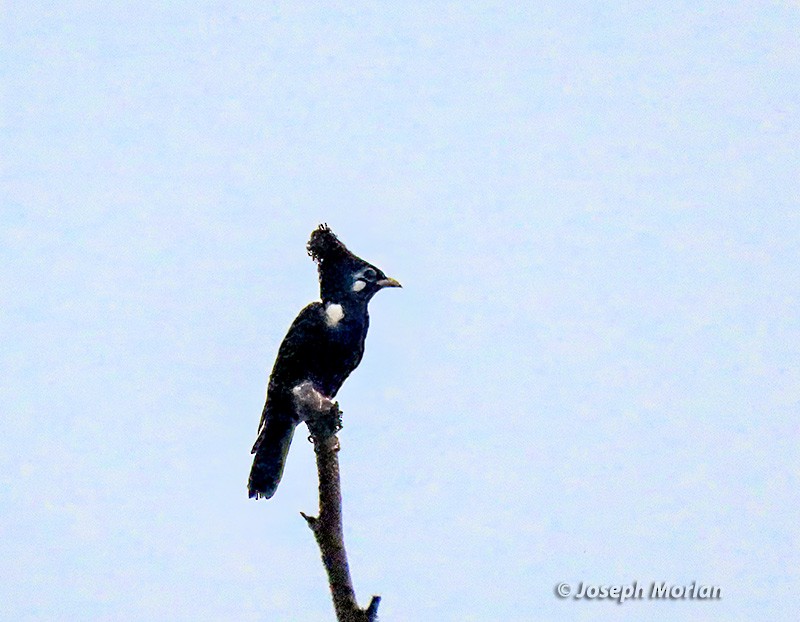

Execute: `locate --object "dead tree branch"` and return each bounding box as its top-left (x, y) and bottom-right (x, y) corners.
top-left (302, 404), bottom-right (380, 622)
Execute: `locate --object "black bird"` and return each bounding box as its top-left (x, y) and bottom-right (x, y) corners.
top-left (248, 224), bottom-right (401, 499)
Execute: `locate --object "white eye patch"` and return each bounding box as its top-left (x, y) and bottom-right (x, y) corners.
top-left (352, 279), bottom-right (366, 292)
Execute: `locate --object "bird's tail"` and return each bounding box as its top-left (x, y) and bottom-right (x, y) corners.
top-left (248, 416), bottom-right (297, 500)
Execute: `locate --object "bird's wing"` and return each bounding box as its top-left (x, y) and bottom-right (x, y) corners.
top-left (256, 302), bottom-right (324, 434)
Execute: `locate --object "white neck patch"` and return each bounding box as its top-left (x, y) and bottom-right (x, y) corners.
top-left (325, 303), bottom-right (344, 327)
top-left (352, 279), bottom-right (366, 292)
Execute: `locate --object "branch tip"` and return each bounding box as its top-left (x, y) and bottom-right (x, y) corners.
top-left (366, 595), bottom-right (381, 620)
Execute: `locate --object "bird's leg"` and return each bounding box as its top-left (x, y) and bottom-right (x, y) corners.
top-left (292, 380), bottom-right (335, 415)
top-left (292, 381), bottom-right (343, 443)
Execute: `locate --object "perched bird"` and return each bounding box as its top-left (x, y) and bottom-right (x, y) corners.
top-left (248, 224), bottom-right (401, 499)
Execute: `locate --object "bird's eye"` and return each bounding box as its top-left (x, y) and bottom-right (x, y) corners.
top-left (362, 268), bottom-right (377, 280)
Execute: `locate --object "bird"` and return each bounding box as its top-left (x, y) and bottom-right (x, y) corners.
top-left (248, 224), bottom-right (401, 499)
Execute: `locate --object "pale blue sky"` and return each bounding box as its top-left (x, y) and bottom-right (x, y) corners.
top-left (2, 2), bottom-right (799, 621)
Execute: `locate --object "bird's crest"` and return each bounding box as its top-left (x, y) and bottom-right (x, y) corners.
top-left (307, 224), bottom-right (355, 267)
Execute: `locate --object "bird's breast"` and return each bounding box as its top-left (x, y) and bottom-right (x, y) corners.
top-left (314, 312), bottom-right (368, 394)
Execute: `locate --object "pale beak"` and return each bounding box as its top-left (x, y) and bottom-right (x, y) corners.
top-left (376, 277), bottom-right (402, 288)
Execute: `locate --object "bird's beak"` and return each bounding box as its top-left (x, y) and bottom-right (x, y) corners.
top-left (376, 276), bottom-right (402, 288)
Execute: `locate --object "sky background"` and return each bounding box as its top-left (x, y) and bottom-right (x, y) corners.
top-left (2, 2), bottom-right (799, 621)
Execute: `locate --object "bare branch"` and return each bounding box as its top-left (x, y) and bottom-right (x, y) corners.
top-left (304, 404), bottom-right (381, 622)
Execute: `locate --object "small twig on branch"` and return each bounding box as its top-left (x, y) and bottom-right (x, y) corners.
top-left (303, 404), bottom-right (381, 622)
